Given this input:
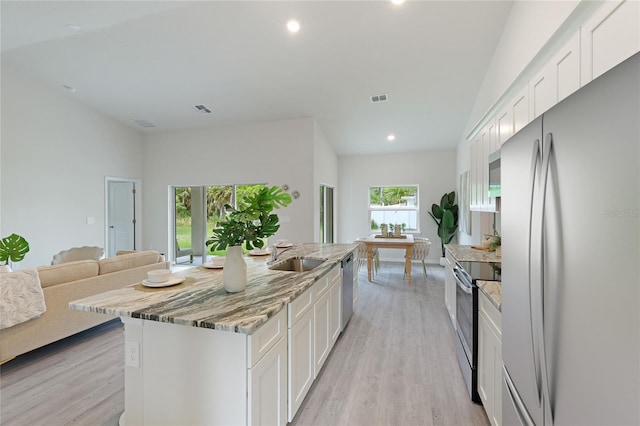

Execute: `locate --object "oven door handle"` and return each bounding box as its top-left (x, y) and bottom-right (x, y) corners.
top-left (453, 269), bottom-right (473, 294)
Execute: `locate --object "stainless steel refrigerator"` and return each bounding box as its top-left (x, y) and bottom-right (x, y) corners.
top-left (501, 52), bottom-right (639, 425)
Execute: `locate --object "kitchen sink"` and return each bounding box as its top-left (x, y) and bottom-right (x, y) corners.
top-left (269, 257), bottom-right (327, 272)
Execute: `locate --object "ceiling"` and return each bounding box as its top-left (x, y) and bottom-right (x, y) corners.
top-left (1, 1), bottom-right (513, 156)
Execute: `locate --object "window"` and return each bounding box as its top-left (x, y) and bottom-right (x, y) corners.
top-left (173, 183), bottom-right (267, 262)
top-left (369, 185), bottom-right (419, 232)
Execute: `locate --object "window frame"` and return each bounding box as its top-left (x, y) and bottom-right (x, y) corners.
top-left (368, 185), bottom-right (420, 233)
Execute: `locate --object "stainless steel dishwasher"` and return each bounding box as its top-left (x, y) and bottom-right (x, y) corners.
top-left (341, 252), bottom-right (354, 330)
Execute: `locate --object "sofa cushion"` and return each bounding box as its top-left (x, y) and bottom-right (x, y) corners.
top-left (37, 260), bottom-right (99, 288)
top-left (98, 250), bottom-right (161, 275)
top-left (51, 246), bottom-right (104, 265)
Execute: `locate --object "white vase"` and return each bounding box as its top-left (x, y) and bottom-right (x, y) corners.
top-left (223, 245), bottom-right (247, 293)
top-left (0, 264), bottom-right (12, 273)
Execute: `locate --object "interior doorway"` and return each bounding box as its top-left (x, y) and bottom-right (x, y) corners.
top-left (105, 177), bottom-right (141, 257)
top-left (319, 184), bottom-right (335, 244)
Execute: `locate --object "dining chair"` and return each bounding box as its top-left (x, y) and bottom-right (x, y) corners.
top-left (404, 237), bottom-right (430, 281)
top-left (355, 239), bottom-right (379, 277)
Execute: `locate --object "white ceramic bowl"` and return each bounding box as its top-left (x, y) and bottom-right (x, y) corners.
top-left (147, 269), bottom-right (172, 283)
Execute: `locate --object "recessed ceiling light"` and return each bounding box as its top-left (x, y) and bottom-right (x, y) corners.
top-left (63, 84), bottom-right (76, 93)
top-left (391, 0), bottom-right (406, 5)
top-left (287, 19), bottom-right (300, 33)
top-left (387, 134), bottom-right (396, 142)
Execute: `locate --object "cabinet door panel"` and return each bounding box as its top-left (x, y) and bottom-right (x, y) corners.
top-left (288, 308), bottom-right (314, 421)
top-left (582, 0), bottom-right (640, 82)
top-left (329, 277), bottom-right (342, 346)
top-left (249, 336), bottom-right (287, 426)
top-left (313, 290), bottom-right (331, 378)
top-left (555, 31), bottom-right (581, 102)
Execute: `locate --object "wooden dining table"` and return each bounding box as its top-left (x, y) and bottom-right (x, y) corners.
top-left (363, 234), bottom-right (415, 283)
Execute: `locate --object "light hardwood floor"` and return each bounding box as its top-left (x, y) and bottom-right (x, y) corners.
top-left (0, 263), bottom-right (488, 426)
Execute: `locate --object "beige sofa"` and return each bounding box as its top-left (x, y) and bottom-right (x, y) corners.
top-left (0, 250), bottom-right (169, 362)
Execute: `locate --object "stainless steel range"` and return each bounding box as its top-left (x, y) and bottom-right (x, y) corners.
top-left (453, 259), bottom-right (500, 403)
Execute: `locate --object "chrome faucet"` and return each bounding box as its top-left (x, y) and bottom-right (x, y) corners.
top-left (270, 245), bottom-right (293, 263)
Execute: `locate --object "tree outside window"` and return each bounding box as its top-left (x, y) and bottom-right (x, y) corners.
top-left (369, 185), bottom-right (419, 232)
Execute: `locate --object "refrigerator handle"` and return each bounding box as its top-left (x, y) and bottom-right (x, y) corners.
top-left (504, 366), bottom-right (536, 426)
top-left (528, 138), bottom-right (543, 405)
top-left (539, 132), bottom-right (555, 424)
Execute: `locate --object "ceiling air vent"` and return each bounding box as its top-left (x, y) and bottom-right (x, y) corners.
top-left (370, 94), bottom-right (388, 103)
top-left (193, 104), bottom-right (212, 114)
top-left (133, 119), bottom-right (156, 128)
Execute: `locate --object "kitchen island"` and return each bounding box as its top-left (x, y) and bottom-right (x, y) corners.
top-left (70, 243), bottom-right (357, 426)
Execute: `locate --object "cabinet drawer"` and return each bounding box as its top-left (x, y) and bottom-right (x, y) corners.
top-left (328, 263), bottom-right (340, 283)
top-left (248, 309), bottom-right (286, 368)
top-left (313, 274), bottom-right (330, 301)
top-left (479, 291), bottom-right (501, 337)
top-left (288, 286), bottom-right (313, 328)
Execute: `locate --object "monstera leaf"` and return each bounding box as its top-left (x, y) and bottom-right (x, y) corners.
top-left (0, 233), bottom-right (30, 265)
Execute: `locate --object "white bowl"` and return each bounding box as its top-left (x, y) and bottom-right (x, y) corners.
top-left (147, 269), bottom-right (172, 283)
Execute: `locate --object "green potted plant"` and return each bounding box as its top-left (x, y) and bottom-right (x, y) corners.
top-left (0, 233), bottom-right (30, 272)
top-left (428, 191), bottom-right (459, 263)
top-left (206, 185), bottom-right (292, 292)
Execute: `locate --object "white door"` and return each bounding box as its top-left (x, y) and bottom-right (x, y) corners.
top-left (107, 180), bottom-right (136, 257)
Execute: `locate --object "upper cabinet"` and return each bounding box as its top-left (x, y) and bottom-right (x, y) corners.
top-left (467, 0), bottom-right (639, 213)
top-left (530, 31), bottom-right (581, 120)
top-left (470, 118), bottom-right (498, 212)
top-left (581, 0), bottom-right (640, 83)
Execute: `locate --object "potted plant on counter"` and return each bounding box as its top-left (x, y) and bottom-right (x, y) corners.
top-left (428, 191), bottom-right (459, 264)
top-left (206, 185), bottom-right (292, 292)
top-left (0, 233), bottom-right (30, 272)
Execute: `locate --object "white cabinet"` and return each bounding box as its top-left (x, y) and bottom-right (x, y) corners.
top-left (478, 290), bottom-right (502, 426)
top-left (496, 107), bottom-right (512, 147)
top-left (470, 119), bottom-right (498, 212)
top-left (248, 336), bottom-right (287, 426)
top-left (530, 31), bottom-right (581, 120)
top-left (287, 263), bottom-right (344, 421)
top-left (287, 284), bottom-right (314, 422)
top-left (444, 250), bottom-right (456, 329)
top-left (511, 86), bottom-right (530, 135)
top-left (313, 285), bottom-right (331, 378)
top-left (469, 136), bottom-right (481, 210)
top-left (122, 308), bottom-right (288, 426)
top-left (581, 0), bottom-right (640, 83)
top-left (329, 270), bottom-right (342, 346)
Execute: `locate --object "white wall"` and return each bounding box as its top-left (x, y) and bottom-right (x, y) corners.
top-left (313, 121), bottom-right (338, 242)
top-left (338, 150), bottom-right (456, 262)
top-left (0, 66), bottom-right (145, 267)
top-left (141, 118), bottom-right (316, 257)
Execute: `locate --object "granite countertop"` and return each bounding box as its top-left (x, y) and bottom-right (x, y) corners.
top-left (445, 244), bottom-right (501, 263)
top-left (477, 280), bottom-right (502, 311)
top-left (70, 243), bottom-right (357, 335)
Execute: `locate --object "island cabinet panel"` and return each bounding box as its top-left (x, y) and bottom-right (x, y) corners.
top-left (122, 318), bottom-right (248, 426)
top-left (329, 272), bottom-right (342, 346)
top-left (248, 336), bottom-right (287, 426)
top-left (288, 307), bottom-right (314, 421)
top-left (288, 285), bottom-right (314, 328)
top-left (313, 288), bottom-right (331, 378)
top-left (248, 308), bottom-right (286, 368)
top-left (122, 310), bottom-right (288, 426)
